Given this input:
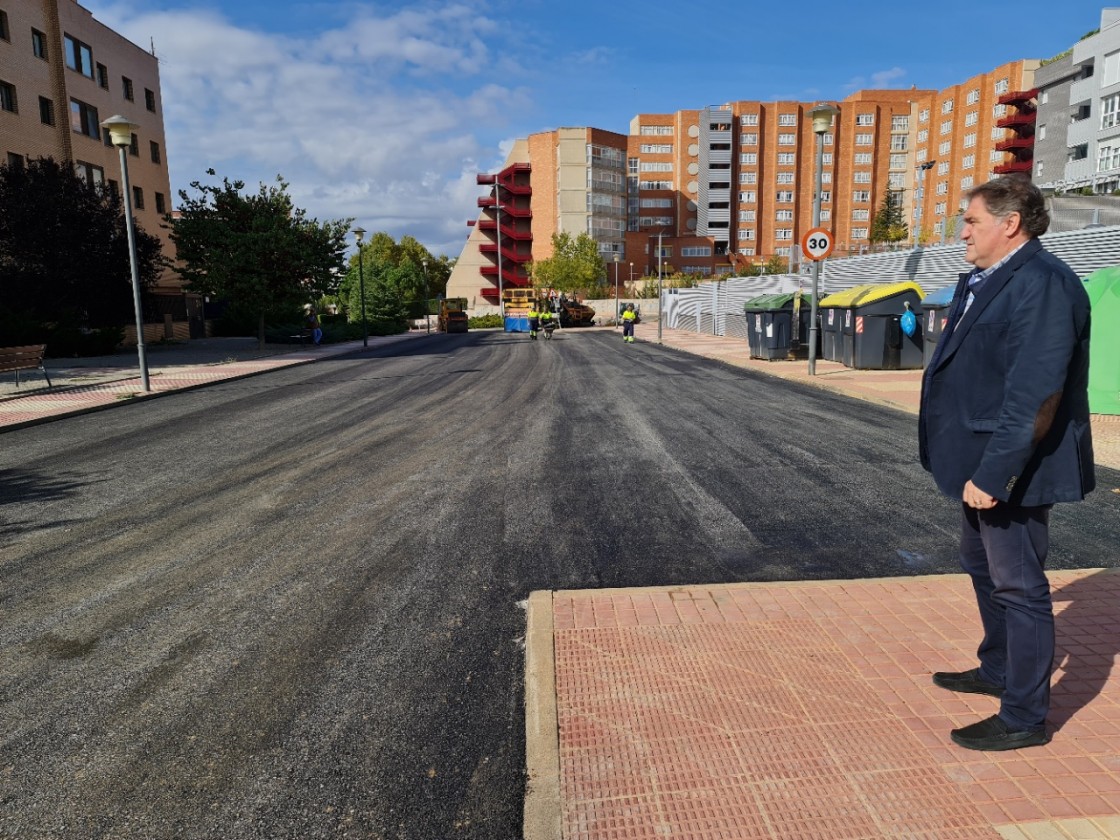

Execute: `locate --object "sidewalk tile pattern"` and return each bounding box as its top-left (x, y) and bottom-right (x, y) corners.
top-left (553, 570), bottom-right (1120, 839)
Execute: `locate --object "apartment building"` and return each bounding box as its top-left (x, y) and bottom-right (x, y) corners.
top-left (0, 0), bottom-right (176, 295)
top-left (450, 53), bottom-right (1058, 303)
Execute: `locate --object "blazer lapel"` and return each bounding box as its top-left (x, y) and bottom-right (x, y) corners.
top-left (932, 239), bottom-right (1042, 370)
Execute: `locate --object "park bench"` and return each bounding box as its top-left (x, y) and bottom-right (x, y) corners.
top-left (0, 345), bottom-right (53, 388)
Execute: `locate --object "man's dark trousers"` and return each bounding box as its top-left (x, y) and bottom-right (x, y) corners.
top-left (960, 502), bottom-right (1053, 730)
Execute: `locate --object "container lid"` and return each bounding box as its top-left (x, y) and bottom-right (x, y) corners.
top-left (743, 293), bottom-right (811, 311)
top-left (819, 281), bottom-right (924, 308)
top-left (921, 285), bottom-right (956, 308)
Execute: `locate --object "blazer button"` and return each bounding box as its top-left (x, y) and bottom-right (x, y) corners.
top-left (1005, 476), bottom-right (1018, 492)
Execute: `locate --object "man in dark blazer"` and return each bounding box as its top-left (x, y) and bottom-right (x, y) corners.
top-left (919, 176), bottom-right (1094, 751)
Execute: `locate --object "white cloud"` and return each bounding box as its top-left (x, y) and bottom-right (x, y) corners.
top-left (83, 2), bottom-right (528, 257)
top-left (844, 66), bottom-right (908, 91)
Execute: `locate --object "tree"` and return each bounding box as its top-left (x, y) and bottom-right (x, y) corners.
top-left (869, 193), bottom-right (908, 244)
top-left (0, 157), bottom-right (165, 343)
top-left (338, 232), bottom-right (449, 326)
top-left (529, 232), bottom-right (605, 295)
top-left (170, 171), bottom-right (351, 346)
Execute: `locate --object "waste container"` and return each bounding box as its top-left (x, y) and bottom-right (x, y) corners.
top-left (1085, 266), bottom-right (1120, 414)
top-left (743, 293), bottom-right (812, 360)
top-left (820, 282), bottom-right (924, 369)
top-left (919, 285), bottom-right (956, 369)
top-left (818, 303), bottom-right (845, 361)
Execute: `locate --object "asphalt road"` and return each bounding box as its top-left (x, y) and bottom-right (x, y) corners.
top-left (2, 329), bottom-right (1118, 840)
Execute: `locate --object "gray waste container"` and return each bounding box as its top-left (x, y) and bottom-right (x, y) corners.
top-left (744, 293), bottom-right (812, 360)
top-left (920, 286), bottom-right (955, 368)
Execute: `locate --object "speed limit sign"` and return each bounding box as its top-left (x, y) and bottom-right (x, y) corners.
top-left (801, 227), bottom-right (834, 261)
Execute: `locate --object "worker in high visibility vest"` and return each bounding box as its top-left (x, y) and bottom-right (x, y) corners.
top-left (527, 305), bottom-right (540, 340)
top-left (621, 304), bottom-right (637, 343)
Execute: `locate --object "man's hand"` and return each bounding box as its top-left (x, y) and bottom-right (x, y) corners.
top-left (963, 480), bottom-right (997, 509)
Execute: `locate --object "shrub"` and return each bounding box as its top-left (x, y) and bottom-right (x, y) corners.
top-left (468, 314), bottom-right (503, 329)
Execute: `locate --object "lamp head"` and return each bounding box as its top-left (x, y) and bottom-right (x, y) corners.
top-left (809, 103), bottom-right (839, 135)
top-left (352, 226), bottom-right (366, 244)
top-left (100, 115), bottom-right (137, 148)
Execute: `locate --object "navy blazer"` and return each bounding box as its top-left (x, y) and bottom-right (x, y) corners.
top-left (918, 239), bottom-right (1095, 507)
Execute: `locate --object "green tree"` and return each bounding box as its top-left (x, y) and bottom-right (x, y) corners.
top-left (170, 170), bottom-right (351, 346)
top-left (339, 232), bottom-right (449, 324)
top-left (869, 193), bottom-right (908, 244)
top-left (0, 157), bottom-right (165, 344)
top-left (529, 232), bottom-right (605, 295)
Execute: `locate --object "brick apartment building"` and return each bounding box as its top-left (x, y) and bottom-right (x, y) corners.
top-left (447, 58), bottom-right (1043, 308)
top-left (0, 0), bottom-right (180, 304)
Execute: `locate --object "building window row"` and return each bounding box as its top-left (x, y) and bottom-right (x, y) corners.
top-left (640, 125), bottom-right (673, 135)
top-left (640, 143), bottom-right (672, 154)
top-left (740, 113), bottom-right (758, 126)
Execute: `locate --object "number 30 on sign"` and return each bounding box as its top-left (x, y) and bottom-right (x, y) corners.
top-left (801, 227), bottom-right (834, 261)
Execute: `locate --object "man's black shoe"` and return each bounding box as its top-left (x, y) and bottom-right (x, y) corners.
top-left (951, 715), bottom-right (1050, 751)
top-left (932, 668), bottom-right (1003, 697)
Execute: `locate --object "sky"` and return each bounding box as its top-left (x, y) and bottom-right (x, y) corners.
top-left (85, 0), bottom-right (1109, 259)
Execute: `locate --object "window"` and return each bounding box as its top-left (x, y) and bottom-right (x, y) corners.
top-left (738, 230), bottom-right (755, 240)
top-left (822, 132), bottom-right (833, 145)
top-left (938, 141), bottom-right (951, 156)
top-left (960, 175), bottom-right (974, 190)
top-left (739, 190), bottom-right (755, 203)
top-left (937, 161), bottom-right (949, 175)
top-left (856, 113), bottom-right (874, 126)
top-left (740, 113), bottom-right (758, 126)
top-left (966, 88), bottom-right (980, 106)
top-left (681, 246), bottom-right (711, 257)
top-left (38, 95), bottom-right (53, 125)
top-left (1038, 124), bottom-right (1047, 140)
top-left (889, 153), bottom-right (907, 169)
top-left (639, 125), bottom-right (673, 135)
top-left (779, 113), bottom-right (797, 126)
top-left (1036, 161), bottom-right (1045, 177)
top-left (852, 209), bottom-right (870, 221)
top-left (776, 172), bottom-right (795, 184)
top-left (0, 80), bottom-right (16, 114)
top-left (7, 152), bottom-right (24, 169)
top-left (129, 132), bottom-right (139, 156)
top-left (993, 104), bottom-right (1007, 117)
top-left (820, 190), bottom-right (831, 203)
top-left (639, 216), bottom-right (673, 228)
top-left (64, 34), bottom-right (93, 77)
top-left (155, 192), bottom-right (166, 214)
top-left (640, 162), bottom-right (672, 172)
top-left (853, 171), bottom-right (871, 183)
top-left (740, 152), bottom-right (757, 164)
top-left (742, 132), bottom-right (758, 146)
top-left (851, 227), bottom-right (868, 239)
top-left (965, 111), bottom-right (978, 126)
top-left (778, 133), bottom-right (795, 145)
top-left (941, 99), bottom-right (954, 114)
top-left (916, 148), bottom-right (927, 162)
top-left (150, 140), bottom-right (160, 163)
top-left (102, 127), bottom-right (113, 147)
top-left (639, 180), bottom-right (672, 190)
top-left (821, 172), bottom-right (831, 184)
top-left (73, 160), bottom-right (105, 186)
top-left (1102, 94), bottom-right (1120, 130)
top-left (888, 173), bottom-right (905, 190)
top-left (940, 120), bottom-right (952, 135)
top-left (935, 202), bottom-right (947, 216)
top-left (739, 171), bottom-right (757, 184)
top-left (640, 198), bottom-right (673, 208)
top-left (890, 135), bottom-right (908, 151)
top-left (69, 99), bottom-right (99, 137)
top-left (963, 132), bottom-right (976, 148)
top-left (990, 149), bottom-right (1004, 162)
top-left (852, 153), bottom-right (871, 165)
top-left (822, 153), bottom-right (833, 164)
top-left (820, 209), bottom-right (831, 222)
top-left (132, 186), bottom-right (144, 209)
top-left (775, 191), bottom-right (793, 202)
top-left (919, 109), bottom-right (929, 123)
top-left (891, 115), bottom-right (909, 131)
top-left (32, 28), bottom-right (47, 59)
top-left (776, 209), bottom-right (793, 221)
top-left (775, 229), bottom-right (793, 240)
top-left (962, 154), bottom-right (975, 170)
top-left (994, 78), bottom-right (1009, 94)
top-left (991, 126), bottom-right (1004, 140)
top-left (97, 63), bottom-right (108, 89)
top-left (738, 210), bottom-right (755, 222)
top-left (777, 152), bottom-right (795, 164)
top-left (935, 181), bottom-right (948, 195)
top-left (1099, 144), bottom-right (1120, 172)
top-left (855, 133), bottom-right (872, 146)
top-left (640, 144), bottom-right (672, 154)
top-left (917, 129), bottom-right (928, 143)
top-left (145, 88), bottom-right (156, 112)
top-left (853, 190), bottom-right (870, 202)
top-left (0, 10), bottom-right (8, 41)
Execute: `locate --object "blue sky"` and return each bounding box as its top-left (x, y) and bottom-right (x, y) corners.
top-left (86, 0), bottom-right (1108, 258)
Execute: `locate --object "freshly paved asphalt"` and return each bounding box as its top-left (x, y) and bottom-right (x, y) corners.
top-left (2, 327), bottom-right (1118, 839)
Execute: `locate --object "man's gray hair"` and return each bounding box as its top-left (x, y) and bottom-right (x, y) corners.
top-left (965, 176), bottom-right (1050, 237)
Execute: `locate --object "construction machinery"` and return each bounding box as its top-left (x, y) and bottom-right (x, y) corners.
top-left (438, 298), bottom-right (469, 333)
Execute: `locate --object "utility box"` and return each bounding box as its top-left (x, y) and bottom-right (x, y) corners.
top-left (1085, 266), bottom-right (1120, 415)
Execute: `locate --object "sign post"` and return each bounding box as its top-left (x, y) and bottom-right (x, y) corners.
top-left (801, 226), bottom-right (834, 375)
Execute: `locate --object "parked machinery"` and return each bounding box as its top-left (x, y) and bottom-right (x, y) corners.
top-left (438, 298), bottom-right (469, 333)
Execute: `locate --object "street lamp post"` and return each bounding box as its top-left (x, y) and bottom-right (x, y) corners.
top-left (101, 115), bottom-right (149, 392)
top-left (494, 201), bottom-right (506, 321)
top-left (656, 230), bottom-right (664, 344)
top-left (807, 102), bottom-right (838, 376)
top-left (913, 160), bottom-right (936, 247)
top-left (613, 253), bottom-right (621, 321)
top-left (352, 226), bottom-right (368, 347)
top-left (421, 258), bottom-right (431, 334)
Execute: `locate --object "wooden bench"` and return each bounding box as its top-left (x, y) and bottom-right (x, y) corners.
top-left (0, 345), bottom-right (52, 388)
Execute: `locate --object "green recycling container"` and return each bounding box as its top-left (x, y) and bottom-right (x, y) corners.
top-left (1085, 266), bottom-right (1120, 415)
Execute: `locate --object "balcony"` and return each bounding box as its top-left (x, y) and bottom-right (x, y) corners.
top-left (995, 136), bottom-right (1035, 152)
top-left (1067, 116), bottom-right (1097, 147)
top-left (476, 218), bottom-right (532, 240)
top-left (477, 196), bottom-right (532, 218)
top-left (1069, 76), bottom-right (1096, 108)
top-left (997, 88), bottom-right (1039, 106)
top-left (994, 159), bottom-right (1032, 174)
top-left (997, 112), bottom-right (1036, 129)
top-left (479, 264), bottom-right (530, 287)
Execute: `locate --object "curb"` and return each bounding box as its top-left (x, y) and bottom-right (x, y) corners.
top-left (523, 590), bottom-right (561, 840)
